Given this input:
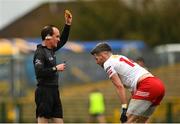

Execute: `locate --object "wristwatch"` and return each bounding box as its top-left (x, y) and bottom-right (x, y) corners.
top-left (52, 66), bottom-right (57, 71)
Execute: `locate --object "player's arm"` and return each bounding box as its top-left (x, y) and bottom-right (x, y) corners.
top-left (104, 63), bottom-right (127, 104)
top-left (110, 73), bottom-right (128, 123)
top-left (55, 10), bottom-right (72, 51)
top-left (110, 73), bottom-right (127, 105)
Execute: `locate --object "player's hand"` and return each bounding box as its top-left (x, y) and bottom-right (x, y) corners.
top-left (64, 9), bottom-right (72, 25)
top-left (120, 108), bottom-right (127, 123)
top-left (56, 63), bottom-right (66, 71)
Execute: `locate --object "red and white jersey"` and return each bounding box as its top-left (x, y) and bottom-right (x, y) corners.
top-left (103, 55), bottom-right (150, 92)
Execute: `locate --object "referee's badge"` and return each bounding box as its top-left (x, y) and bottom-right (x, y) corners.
top-left (35, 59), bottom-right (42, 65)
top-left (49, 57), bottom-right (53, 61)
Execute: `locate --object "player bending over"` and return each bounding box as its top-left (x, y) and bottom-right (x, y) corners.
top-left (91, 42), bottom-right (165, 123)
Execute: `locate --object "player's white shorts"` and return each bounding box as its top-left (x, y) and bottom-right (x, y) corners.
top-left (127, 77), bottom-right (165, 117)
top-left (127, 99), bottom-right (156, 117)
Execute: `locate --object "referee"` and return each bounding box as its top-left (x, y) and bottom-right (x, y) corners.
top-left (33, 10), bottom-right (72, 123)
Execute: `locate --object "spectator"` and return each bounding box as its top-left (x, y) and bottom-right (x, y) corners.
top-left (88, 89), bottom-right (106, 123)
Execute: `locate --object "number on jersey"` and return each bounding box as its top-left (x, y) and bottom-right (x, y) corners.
top-left (120, 57), bottom-right (135, 67)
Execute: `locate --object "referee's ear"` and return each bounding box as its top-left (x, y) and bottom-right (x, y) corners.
top-left (41, 25), bottom-right (55, 40)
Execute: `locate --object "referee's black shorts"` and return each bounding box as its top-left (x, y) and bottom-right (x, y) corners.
top-left (35, 86), bottom-right (63, 119)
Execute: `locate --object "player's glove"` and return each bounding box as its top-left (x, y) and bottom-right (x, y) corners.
top-left (120, 104), bottom-right (128, 123)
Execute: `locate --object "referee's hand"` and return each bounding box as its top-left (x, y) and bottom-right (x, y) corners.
top-left (120, 108), bottom-right (127, 123)
top-left (65, 9), bottom-right (72, 25)
top-left (56, 63), bottom-right (66, 71)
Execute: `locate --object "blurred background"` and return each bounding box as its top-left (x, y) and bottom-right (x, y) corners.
top-left (0, 0), bottom-right (180, 123)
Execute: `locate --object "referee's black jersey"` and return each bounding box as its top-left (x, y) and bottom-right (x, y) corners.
top-left (33, 24), bottom-right (70, 86)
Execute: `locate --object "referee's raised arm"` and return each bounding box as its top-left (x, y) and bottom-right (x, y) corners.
top-left (54, 10), bottom-right (72, 51)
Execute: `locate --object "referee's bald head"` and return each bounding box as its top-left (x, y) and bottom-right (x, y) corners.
top-left (91, 42), bottom-right (112, 55)
top-left (41, 25), bottom-right (57, 40)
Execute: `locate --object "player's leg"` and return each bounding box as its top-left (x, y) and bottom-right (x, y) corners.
top-left (136, 116), bottom-right (149, 123)
top-left (126, 99), bottom-right (152, 123)
top-left (126, 113), bottom-right (139, 122)
top-left (136, 106), bottom-right (156, 123)
top-left (127, 77), bottom-right (165, 123)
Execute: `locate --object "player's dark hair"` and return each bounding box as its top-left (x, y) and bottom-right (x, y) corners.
top-left (91, 42), bottom-right (112, 55)
top-left (41, 25), bottom-right (56, 40)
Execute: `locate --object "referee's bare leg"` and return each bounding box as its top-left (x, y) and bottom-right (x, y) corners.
top-left (38, 117), bottom-right (63, 123)
top-left (52, 118), bottom-right (63, 123)
top-left (38, 117), bottom-right (48, 123)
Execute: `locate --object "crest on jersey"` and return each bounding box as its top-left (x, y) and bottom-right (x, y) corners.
top-left (35, 59), bottom-right (42, 65)
top-left (49, 57), bottom-right (53, 61)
